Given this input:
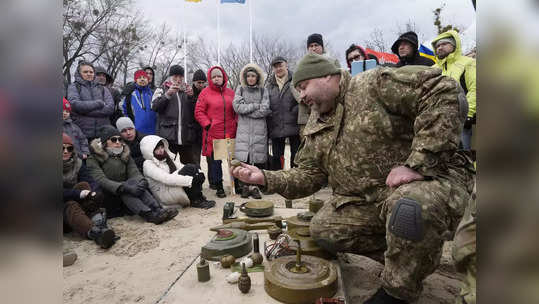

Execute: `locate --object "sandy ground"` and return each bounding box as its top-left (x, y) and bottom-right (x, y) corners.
top-left (64, 150), bottom-right (463, 304)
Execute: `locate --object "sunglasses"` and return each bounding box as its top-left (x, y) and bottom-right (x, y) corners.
top-left (109, 136), bottom-right (122, 143)
top-left (63, 145), bottom-right (74, 152)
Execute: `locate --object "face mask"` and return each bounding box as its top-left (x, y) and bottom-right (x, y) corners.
top-left (106, 146), bottom-right (124, 156)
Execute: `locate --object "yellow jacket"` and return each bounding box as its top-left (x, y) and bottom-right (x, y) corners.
top-left (432, 30), bottom-right (477, 117)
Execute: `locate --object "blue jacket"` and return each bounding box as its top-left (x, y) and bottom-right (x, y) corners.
top-left (123, 84), bottom-right (156, 134)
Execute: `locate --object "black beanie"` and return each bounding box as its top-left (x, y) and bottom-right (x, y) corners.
top-left (307, 33), bottom-right (324, 48)
top-left (169, 65), bottom-right (185, 76)
top-left (192, 69), bottom-right (207, 82)
top-left (98, 125), bottom-right (121, 144)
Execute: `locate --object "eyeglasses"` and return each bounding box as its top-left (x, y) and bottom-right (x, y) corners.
top-left (109, 136), bottom-right (122, 143)
top-left (63, 145), bottom-right (74, 152)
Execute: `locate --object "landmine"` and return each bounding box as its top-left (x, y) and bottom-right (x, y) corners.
top-left (264, 242), bottom-right (338, 304)
top-left (201, 228), bottom-right (252, 261)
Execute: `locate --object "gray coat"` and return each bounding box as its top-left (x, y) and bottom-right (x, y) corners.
top-left (67, 69), bottom-right (114, 139)
top-left (63, 118), bottom-right (90, 156)
top-left (265, 71), bottom-right (300, 139)
top-left (233, 64), bottom-right (271, 164)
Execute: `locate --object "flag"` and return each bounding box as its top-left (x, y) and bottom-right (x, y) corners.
top-left (185, 0), bottom-right (202, 2)
top-left (221, 0), bottom-right (245, 3)
top-left (419, 44), bottom-right (436, 62)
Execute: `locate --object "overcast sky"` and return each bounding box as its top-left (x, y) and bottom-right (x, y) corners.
top-left (133, 0), bottom-right (476, 65)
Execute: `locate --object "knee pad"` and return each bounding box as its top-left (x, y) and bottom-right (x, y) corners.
top-left (388, 198), bottom-right (424, 241)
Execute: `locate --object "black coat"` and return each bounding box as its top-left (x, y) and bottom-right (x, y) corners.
top-left (265, 72), bottom-right (300, 139)
top-left (151, 83), bottom-right (199, 146)
top-left (126, 131), bottom-right (145, 171)
top-left (395, 52), bottom-right (435, 67)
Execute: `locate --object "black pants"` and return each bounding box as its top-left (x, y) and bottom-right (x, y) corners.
top-left (178, 164), bottom-right (205, 201)
top-left (169, 143), bottom-right (196, 165)
top-left (271, 135), bottom-right (301, 168)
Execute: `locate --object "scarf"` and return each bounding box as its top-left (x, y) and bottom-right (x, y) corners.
top-left (63, 156), bottom-right (82, 187)
top-left (276, 71), bottom-right (288, 91)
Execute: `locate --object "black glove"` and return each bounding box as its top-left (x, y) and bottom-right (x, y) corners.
top-left (137, 178), bottom-right (149, 191)
top-left (178, 164), bottom-right (198, 177)
top-left (122, 180), bottom-right (143, 196)
top-left (464, 116), bottom-right (474, 129)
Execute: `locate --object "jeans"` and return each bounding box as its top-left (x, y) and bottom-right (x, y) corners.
top-left (461, 127), bottom-right (472, 151)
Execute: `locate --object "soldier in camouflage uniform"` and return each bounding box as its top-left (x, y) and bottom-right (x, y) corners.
top-left (453, 183), bottom-right (476, 304)
top-left (232, 53), bottom-right (475, 304)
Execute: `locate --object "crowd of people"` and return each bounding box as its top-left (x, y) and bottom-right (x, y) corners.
top-left (63, 30), bottom-right (476, 304)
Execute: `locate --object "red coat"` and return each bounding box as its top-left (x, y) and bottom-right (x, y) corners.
top-left (195, 66), bottom-right (237, 157)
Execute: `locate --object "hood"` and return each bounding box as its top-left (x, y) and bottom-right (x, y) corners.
top-left (239, 63), bottom-right (265, 87)
top-left (89, 138), bottom-right (131, 164)
top-left (74, 62), bottom-right (95, 86)
top-left (207, 66), bottom-right (229, 91)
top-left (140, 135), bottom-right (175, 162)
top-left (346, 44), bottom-right (368, 69)
top-left (95, 66), bottom-right (114, 85)
top-left (391, 31), bottom-right (419, 57)
top-left (431, 30), bottom-right (462, 65)
top-left (142, 66), bottom-right (156, 89)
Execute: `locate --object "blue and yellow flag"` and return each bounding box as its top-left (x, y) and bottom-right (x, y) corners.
top-left (221, 0), bottom-right (245, 3)
top-left (185, 0), bottom-right (202, 2)
top-left (419, 44), bottom-right (436, 62)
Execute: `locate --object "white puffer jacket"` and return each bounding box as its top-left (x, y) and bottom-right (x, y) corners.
top-left (140, 135), bottom-right (192, 208)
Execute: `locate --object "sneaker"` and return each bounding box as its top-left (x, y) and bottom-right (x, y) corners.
top-left (240, 185), bottom-right (250, 198)
top-left (363, 288), bottom-right (409, 304)
top-left (216, 188), bottom-right (226, 198)
top-left (250, 187), bottom-right (262, 199)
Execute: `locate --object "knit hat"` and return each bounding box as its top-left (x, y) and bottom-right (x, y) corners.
top-left (307, 33), bottom-right (324, 48)
top-left (292, 53), bottom-right (340, 88)
top-left (63, 97), bottom-right (71, 112)
top-left (134, 70), bottom-right (148, 82)
top-left (192, 69), bottom-right (207, 82)
top-left (271, 56), bottom-right (287, 66)
top-left (63, 133), bottom-right (73, 145)
top-left (98, 125), bottom-right (121, 144)
top-left (391, 31), bottom-right (419, 55)
top-left (116, 117), bottom-right (135, 132)
top-left (169, 65), bottom-right (185, 76)
top-left (434, 37), bottom-right (456, 49)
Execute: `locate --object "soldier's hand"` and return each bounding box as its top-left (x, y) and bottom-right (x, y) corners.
top-left (386, 166), bottom-right (424, 188)
top-left (230, 163), bottom-right (265, 186)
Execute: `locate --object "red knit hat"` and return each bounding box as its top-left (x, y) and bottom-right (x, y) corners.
top-left (63, 97), bottom-right (71, 112)
top-left (63, 133), bottom-right (73, 145)
top-left (134, 70), bottom-right (148, 82)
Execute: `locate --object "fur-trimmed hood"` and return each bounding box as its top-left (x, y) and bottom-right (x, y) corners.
top-left (89, 138), bottom-right (131, 164)
top-left (239, 63), bottom-right (265, 87)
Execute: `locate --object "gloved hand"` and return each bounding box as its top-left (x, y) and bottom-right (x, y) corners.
top-left (136, 178), bottom-right (149, 194)
top-left (80, 190), bottom-right (91, 199)
top-left (121, 180), bottom-right (143, 196)
top-left (464, 114), bottom-right (476, 129)
top-left (178, 164), bottom-right (198, 177)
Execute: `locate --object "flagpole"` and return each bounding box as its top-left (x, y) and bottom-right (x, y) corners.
top-left (217, 0), bottom-right (221, 65)
top-left (249, 0), bottom-right (252, 63)
top-left (183, 1), bottom-right (187, 83)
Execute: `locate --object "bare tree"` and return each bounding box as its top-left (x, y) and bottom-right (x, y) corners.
top-left (63, 0), bottom-right (129, 83)
top-left (363, 27), bottom-right (389, 53)
top-left (433, 3), bottom-right (461, 34)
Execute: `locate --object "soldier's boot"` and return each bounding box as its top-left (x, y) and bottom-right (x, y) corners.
top-left (364, 288), bottom-right (409, 304)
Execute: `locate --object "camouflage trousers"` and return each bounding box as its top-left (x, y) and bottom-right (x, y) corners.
top-left (310, 178), bottom-right (471, 301)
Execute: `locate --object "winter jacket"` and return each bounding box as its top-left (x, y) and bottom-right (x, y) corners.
top-left (63, 118), bottom-right (90, 156)
top-left (67, 69), bottom-right (114, 139)
top-left (63, 156), bottom-right (99, 202)
top-left (125, 131), bottom-right (145, 172)
top-left (152, 81), bottom-right (199, 146)
top-left (233, 63), bottom-right (271, 164)
top-left (122, 84), bottom-right (156, 135)
top-left (195, 66), bottom-right (238, 157)
top-left (191, 84), bottom-right (204, 145)
top-left (391, 31), bottom-right (435, 67)
top-left (265, 70), bottom-right (300, 138)
top-left (86, 139), bottom-right (143, 195)
top-left (432, 30), bottom-right (476, 118)
top-left (140, 135), bottom-right (192, 208)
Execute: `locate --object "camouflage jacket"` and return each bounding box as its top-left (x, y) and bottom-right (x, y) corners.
top-left (263, 67), bottom-right (474, 208)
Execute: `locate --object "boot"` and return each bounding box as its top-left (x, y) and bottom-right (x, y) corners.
top-left (164, 208), bottom-right (179, 222)
top-left (216, 183), bottom-right (226, 198)
top-left (209, 183), bottom-right (218, 190)
top-left (364, 288), bottom-right (409, 304)
top-left (241, 185), bottom-right (250, 198)
top-left (191, 197), bottom-right (216, 209)
top-left (250, 186), bottom-right (262, 199)
top-left (88, 210), bottom-right (116, 249)
top-left (141, 210), bottom-right (168, 225)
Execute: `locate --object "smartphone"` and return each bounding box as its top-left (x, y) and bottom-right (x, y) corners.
top-left (351, 59), bottom-right (378, 76)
